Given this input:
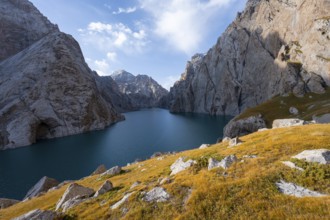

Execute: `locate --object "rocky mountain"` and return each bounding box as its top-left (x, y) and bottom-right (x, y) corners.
top-left (0, 0), bottom-right (123, 150)
top-left (111, 70), bottom-right (168, 109)
top-left (168, 0), bottom-right (330, 116)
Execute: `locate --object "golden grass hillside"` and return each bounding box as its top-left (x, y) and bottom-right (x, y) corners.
top-left (1, 124), bottom-right (329, 220)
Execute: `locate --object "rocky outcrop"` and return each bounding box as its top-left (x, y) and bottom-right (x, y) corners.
top-left (168, 0), bottom-right (329, 115)
top-left (100, 166), bottom-right (122, 177)
top-left (110, 192), bottom-right (134, 210)
top-left (0, 198), bottom-right (20, 209)
top-left (170, 157), bottom-right (196, 175)
top-left (143, 187), bottom-right (170, 203)
top-left (56, 183), bottom-right (95, 211)
top-left (24, 176), bottom-right (59, 199)
top-left (111, 70), bottom-right (168, 109)
top-left (224, 115), bottom-right (266, 138)
top-left (0, 0), bottom-right (123, 150)
top-left (208, 155), bottom-right (238, 170)
top-left (94, 181), bottom-right (113, 197)
top-left (12, 209), bottom-right (60, 220)
top-left (91, 164), bottom-right (107, 175)
top-left (282, 161), bottom-right (304, 171)
top-left (276, 180), bottom-right (326, 197)
top-left (199, 144), bottom-right (210, 149)
top-left (272, 118), bottom-right (305, 128)
top-left (293, 149), bottom-right (330, 164)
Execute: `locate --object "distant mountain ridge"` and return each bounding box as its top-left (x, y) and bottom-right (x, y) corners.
top-left (111, 70), bottom-right (169, 109)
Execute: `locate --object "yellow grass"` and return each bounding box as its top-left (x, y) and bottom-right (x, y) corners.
top-left (1, 124), bottom-right (329, 219)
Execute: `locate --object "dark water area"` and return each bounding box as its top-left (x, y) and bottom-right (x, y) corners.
top-left (0, 108), bottom-right (232, 200)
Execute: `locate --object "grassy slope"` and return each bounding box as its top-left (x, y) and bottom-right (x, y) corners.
top-left (236, 88), bottom-right (330, 127)
top-left (1, 124), bottom-right (330, 220)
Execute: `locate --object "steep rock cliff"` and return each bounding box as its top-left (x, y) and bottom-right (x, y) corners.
top-left (111, 70), bottom-right (169, 109)
top-left (169, 0), bottom-right (330, 115)
top-left (0, 0), bottom-right (123, 149)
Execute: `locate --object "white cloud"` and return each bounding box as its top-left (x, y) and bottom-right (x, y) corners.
top-left (94, 59), bottom-right (111, 76)
top-left (139, 0), bottom-right (236, 54)
top-left (106, 52), bottom-right (117, 62)
top-left (161, 75), bottom-right (181, 90)
top-left (113, 7), bottom-right (137, 15)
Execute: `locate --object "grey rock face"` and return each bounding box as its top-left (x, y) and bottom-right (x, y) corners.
top-left (111, 70), bottom-right (168, 109)
top-left (276, 180), bottom-right (326, 197)
top-left (94, 181), bottom-right (113, 197)
top-left (56, 183), bottom-right (95, 211)
top-left (24, 176), bottom-right (59, 199)
top-left (208, 155), bottom-right (238, 170)
top-left (224, 115), bottom-right (266, 138)
top-left (143, 187), bottom-right (170, 203)
top-left (272, 118), bottom-right (305, 128)
top-left (292, 149), bottom-right (330, 164)
top-left (168, 0), bottom-right (329, 115)
top-left (12, 209), bottom-right (59, 220)
top-left (100, 166), bottom-right (122, 177)
top-left (170, 157), bottom-right (196, 175)
top-left (0, 198), bottom-right (20, 209)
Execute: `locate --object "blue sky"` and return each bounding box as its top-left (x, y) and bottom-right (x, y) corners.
top-left (30, 0), bottom-right (247, 89)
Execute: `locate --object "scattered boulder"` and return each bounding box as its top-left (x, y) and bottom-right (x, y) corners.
top-left (242, 155), bottom-right (258, 159)
top-left (56, 183), bottom-right (95, 211)
top-left (91, 164), bottom-right (107, 175)
top-left (223, 115), bottom-right (266, 138)
top-left (228, 137), bottom-right (242, 147)
top-left (276, 180), bottom-right (326, 197)
top-left (282, 161), bottom-right (304, 171)
top-left (24, 176), bottom-right (59, 200)
top-left (313, 114), bottom-right (330, 124)
top-left (222, 137), bottom-right (231, 142)
top-left (292, 149), bottom-right (330, 164)
top-left (143, 187), bottom-right (170, 203)
top-left (61, 197), bottom-right (85, 212)
top-left (159, 177), bottom-right (171, 185)
top-left (110, 192), bottom-right (134, 210)
top-left (12, 209), bottom-right (60, 220)
top-left (289, 107), bottom-right (299, 115)
top-left (272, 118), bottom-right (305, 128)
top-left (100, 166), bottom-right (122, 177)
top-left (199, 144), bottom-right (210, 149)
top-left (0, 198), bottom-right (20, 209)
top-left (208, 155), bottom-right (238, 170)
top-left (170, 157), bottom-right (196, 175)
top-left (94, 181), bottom-right (113, 197)
top-left (130, 181), bottom-right (141, 189)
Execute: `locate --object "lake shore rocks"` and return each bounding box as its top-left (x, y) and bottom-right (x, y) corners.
top-left (24, 176), bottom-right (59, 200)
top-left (224, 115), bottom-right (267, 138)
top-left (0, 198), bottom-right (20, 209)
top-left (100, 166), bottom-right (122, 177)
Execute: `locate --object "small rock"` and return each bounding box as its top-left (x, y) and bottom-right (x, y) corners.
top-left (150, 152), bottom-right (163, 158)
top-left (91, 164), bottom-right (107, 175)
top-left (222, 137), bottom-right (231, 142)
top-left (130, 181), bottom-right (141, 189)
top-left (199, 144), bottom-right (210, 149)
top-left (292, 149), bottom-right (330, 164)
top-left (276, 180), bottom-right (325, 197)
top-left (12, 209), bottom-right (59, 220)
top-left (258, 128), bottom-right (269, 132)
top-left (0, 198), bottom-right (20, 209)
top-left (272, 118), bottom-right (305, 128)
top-left (282, 161), bottom-right (304, 171)
top-left (159, 177), bottom-right (171, 185)
top-left (143, 187), bottom-right (170, 203)
top-left (170, 157), bottom-right (196, 175)
top-left (157, 156), bottom-right (165, 161)
top-left (208, 155), bottom-right (238, 170)
top-left (228, 137), bottom-right (242, 147)
top-left (111, 192), bottom-right (134, 210)
top-left (24, 176), bottom-right (59, 200)
top-left (61, 196), bottom-right (85, 212)
top-left (56, 183), bottom-right (95, 211)
top-left (94, 181), bottom-right (113, 197)
top-left (289, 107), bottom-right (299, 115)
top-left (100, 166), bottom-right (122, 177)
top-left (242, 155), bottom-right (258, 159)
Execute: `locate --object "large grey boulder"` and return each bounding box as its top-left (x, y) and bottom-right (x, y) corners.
top-left (143, 187), bottom-right (170, 203)
top-left (12, 209), bottom-right (59, 220)
top-left (292, 149), bottom-right (330, 164)
top-left (56, 183), bottom-right (95, 211)
top-left (0, 1), bottom-right (123, 150)
top-left (0, 198), bottom-right (20, 209)
top-left (170, 157), bottom-right (196, 175)
top-left (111, 70), bottom-right (169, 109)
top-left (168, 0), bottom-right (329, 116)
top-left (94, 181), bottom-right (113, 197)
top-left (289, 107), bottom-right (299, 115)
top-left (91, 164), bottom-right (107, 175)
top-left (208, 155), bottom-right (238, 170)
top-left (272, 119), bottom-right (305, 128)
top-left (313, 114), bottom-right (330, 124)
top-left (223, 115), bottom-right (266, 138)
top-left (100, 166), bottom-right (122, 177)
top-left (24, 176), bottom-right (59, 199)
top-left (276, 180), bottom-right (326, 197)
